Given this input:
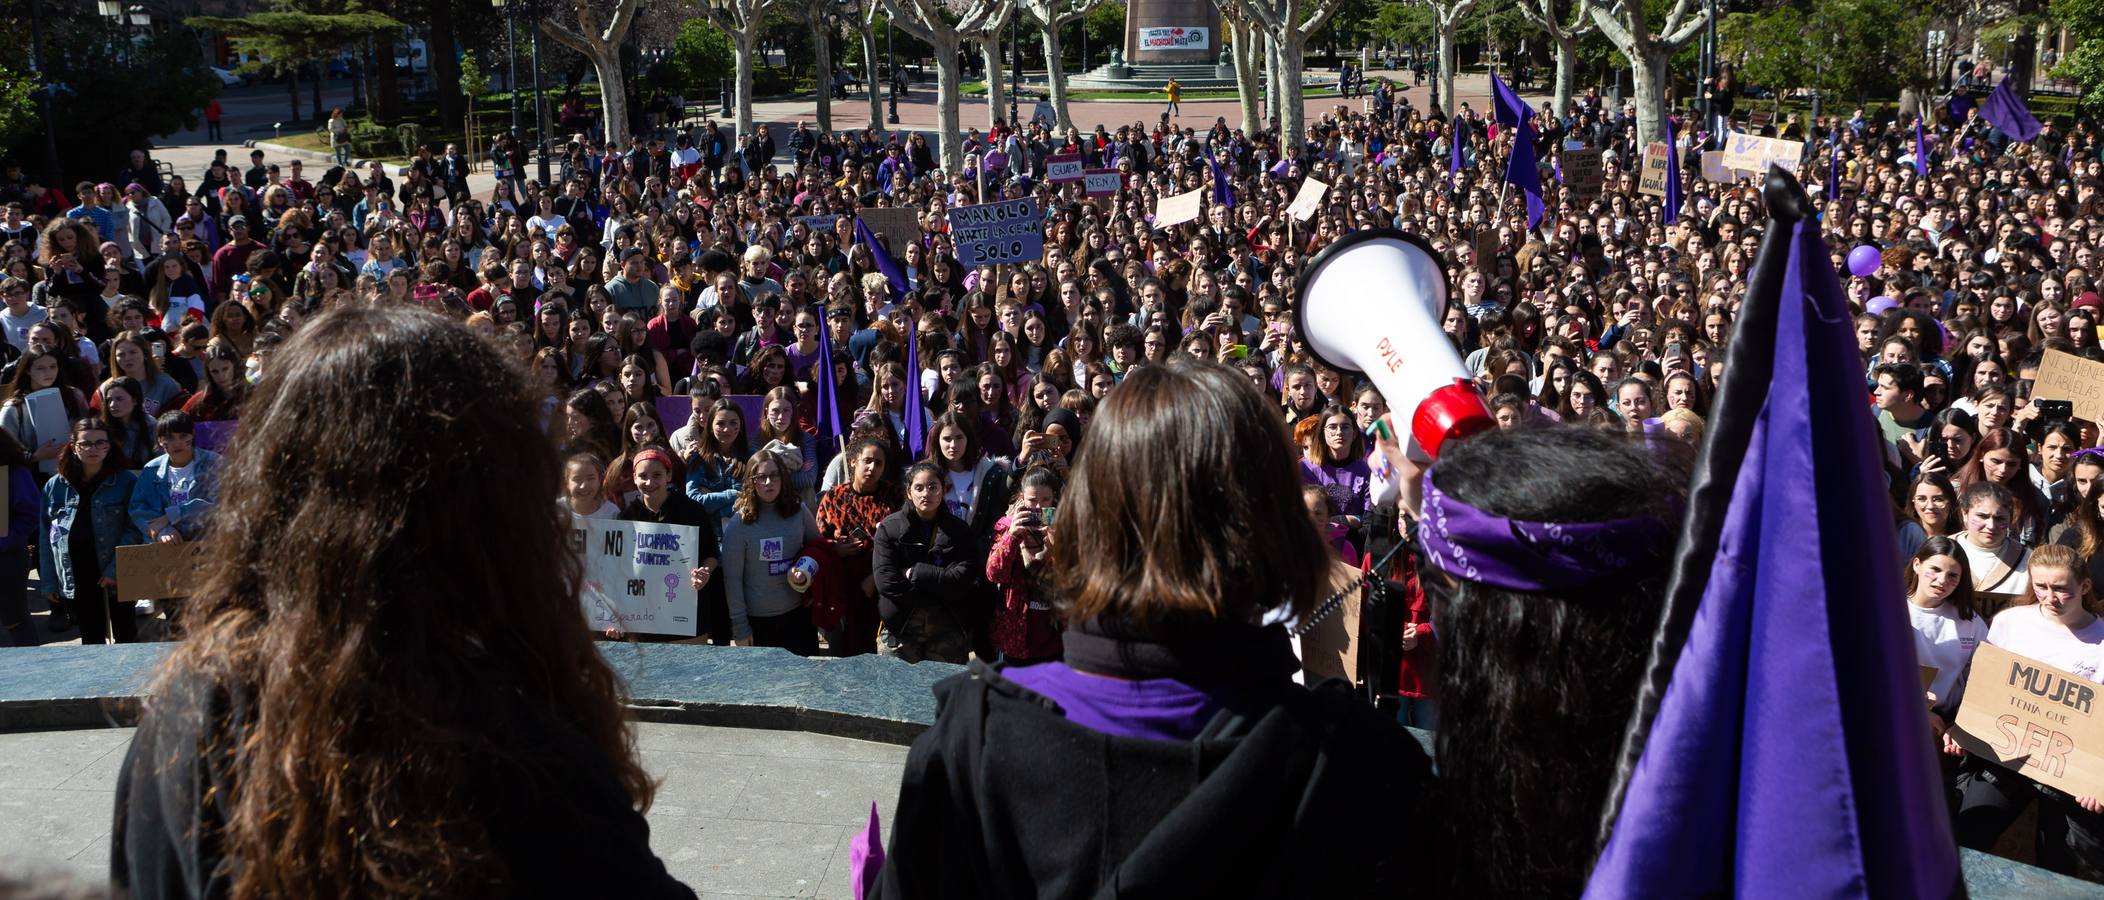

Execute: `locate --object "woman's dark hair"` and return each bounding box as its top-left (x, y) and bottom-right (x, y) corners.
top-left (1905, 472), bottom-right (1960, 535)
top-left (1906, 535), bottom-right (1979, 622)
top-left (1050, 357), bottom-right (1328, 636)
top-left (732, 449), bottom-right (802, 524)
top-left (155, 408), bottom-right (196, 437)
top-left (55, 417), bottom-right (113, 487)
top-left (5, 346), bottom-right (83, 419)
top-left (902, 459), bottom-right (945, 492)
top-left (692, 397), bottom-right (750, 467)
top-left (144, 306), bottom-right (650, 897)
top-left (563, 386), bottom-right (621, 460)
top-left (925, 411), bottom-right (982, 469)
top-left (1425, 426), bottom-right (1688, 897)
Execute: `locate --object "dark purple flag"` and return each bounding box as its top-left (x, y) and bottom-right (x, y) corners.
top-left (1980, 76), bottom-right (2042, 142)
top-left (903, 319), bottom-right (925, 458)
top-left (1207, 152), bottom-right (1235, 209)
top-left (1489, 74), bottom-right (1543, 229)
top-left (1586, 167), bottom-right (1961, 898)
top-left (855, 218), bottom-right (910, 301)
top-left (850, 802), bottom-right (884, 899)
top-left (813, 312), bottom-right (844, 446)
top-left (1663, 119), bottom-right (1683, 226)
top-left (1914, 118), bottom-right (1930, 176)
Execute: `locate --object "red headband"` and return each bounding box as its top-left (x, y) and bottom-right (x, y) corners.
top-left (633, 448), bottom-right (677, 471)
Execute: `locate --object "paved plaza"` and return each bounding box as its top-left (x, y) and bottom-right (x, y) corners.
top-left (0, 723), bottom-right (908, 898)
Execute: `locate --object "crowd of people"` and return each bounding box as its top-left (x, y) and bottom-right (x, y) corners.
top-left (3, 62), bottom-right (2103, 885)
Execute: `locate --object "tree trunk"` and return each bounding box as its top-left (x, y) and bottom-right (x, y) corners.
top-left (1265, 33), bottom-right (1282, 129)
top-left (813, 18), bottom-right (835, 133)
top-left (286, 67), bottom-right (302, 121)
top-left (1438, 26), bottom-right (1457, 115)
top-left (1230, 19), bottom-right (1261, 134)
top-left (1552, 35), bottom-right (1578, 121)
top-left (310, 62), bottom-right (324, 123)
top-left (736, 27), bottom-right (760, 139)
top-left (430, 0), bottom-right (465, 131)
top-left (1630, 48), bottom-right (1669, 151)
top-left (1042, 22), bottom-right (1077, 132)
top-left (934, 38), bottom-right (964, 172)
top-left (863, 21), bottom-right (883, 130)
top-left (373, 41), bottom-right (400, 122)
top-left (982, 38), bottom-right (1007, 129)
top-left (1275, 28), bottom-right (1306, 150)
top-left (590, 47), bottom-right (629, 145)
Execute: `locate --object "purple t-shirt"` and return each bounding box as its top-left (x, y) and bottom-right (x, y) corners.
top-left (1003, 662), bottom-right (1231, 742)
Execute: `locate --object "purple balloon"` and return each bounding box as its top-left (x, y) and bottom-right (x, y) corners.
top-left (1865, 295), bottom-right (1899, 314)
top-left (1848, 245), bottom-right (1882, 278)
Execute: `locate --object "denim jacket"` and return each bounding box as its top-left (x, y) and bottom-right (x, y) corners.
top-left (40, 470), bottom-right (142, 599)
top-left (684, 452), bottom-right (742, 521)
top-left (129, 449), bottom-right (223, 541)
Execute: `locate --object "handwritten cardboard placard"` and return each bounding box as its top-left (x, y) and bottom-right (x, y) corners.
top-left (1045, 153), bottom-right (1084, 183)
top-left (948, 198), bottom-right (1044, 267)
top-left (1287, 177), bottom-right (1331, 221)
top-left (1952, 642), bottom-right (2104, 798)
top-left (1637, 142), bottom-right (1670, 198)
top-left (571, 517), bottom-right (702, 637)
top-left (1153, 189), bottom-right (1204, 228)
top-left (1720, 132), bottom-right (1805, 177)
top-left (1083, 169), bottom-right (1121, 198)
top-left (1700, 150), bottom-right (1756, 184)
top-left (1561, 149), bottom-right (1604, 202)
top-left (117, 542), bottom-right (205, 601)
top-left (854, 207), bottom-right (921, 258)
top-left (2034, 349), bottom-right (2104, 424)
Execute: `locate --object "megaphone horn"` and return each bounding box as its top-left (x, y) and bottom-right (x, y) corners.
top-left (1294, 229), bottom-right (1494, 460)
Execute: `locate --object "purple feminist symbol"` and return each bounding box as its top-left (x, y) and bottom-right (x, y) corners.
top-left (664, 572), bottom-right (679, 603)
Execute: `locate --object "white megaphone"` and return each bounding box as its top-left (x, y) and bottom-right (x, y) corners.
top-left (1295, 229), bottom-right (1494, 460)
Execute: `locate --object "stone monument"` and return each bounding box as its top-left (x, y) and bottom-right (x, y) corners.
top-left (1124, 0), bottom-right (1220, 65)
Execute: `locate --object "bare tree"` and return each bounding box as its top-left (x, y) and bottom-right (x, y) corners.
top-left (1211, 0), bottom-right (1264, 134)
top-left (883, 0), bottom-right (1017, 172)
top-left (965, 2), bottom-right (1019, 129)
top-left (804, 0), bottom-right (858, 132)
top-left (1427, 0), bottom-right (1475, 118)
top-left (1228, 0), bottom-right (1350, 147)
top-left (700, 0), bottom-right (780, 140)
top-left (1020, 0), bottom-right (1102, 133)
top-left (1589, 0), bottom-right (1711, 148)
top-left (856, 0), bottom-right (885, 130)
top-left (543, 0), bottom-right (644, 147)
top-left (1517, 0), bottom-right (1596, 122)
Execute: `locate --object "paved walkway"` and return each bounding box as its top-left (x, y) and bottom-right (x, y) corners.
top-left (0, 722), bottom-right (907, 897)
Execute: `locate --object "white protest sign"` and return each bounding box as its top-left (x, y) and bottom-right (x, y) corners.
top-left (1083, 169), bottom-right (1121, 198)
top-left (796, 214), bottom-right (842, 234)
top-left (1287, 177), bottom-right (1330, 221)
top-left (1046, 153), bottom-right (1084, 183)
top-left (1720, 132), bottom-right (1806, 177)
top-left (1154, 189), bottom-right (1204, 228)
top-left (573, 517), bottom-right (702, 637)
top-left (947, 198), bottom-right (1044, 267)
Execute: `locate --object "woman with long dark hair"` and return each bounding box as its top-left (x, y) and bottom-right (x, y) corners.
top-left (39, 417), bottom-right (141, 644)
top-left (179, 339), bottom-right (247, 423)
top-left (815, 435), bottom-right (896, 656)
top-left (115, 306), bottom-right (696, 897)
top-left (1906, 535), bottom-right (1983, 712)
top-left (873, 358), bottom-right (1429, 898)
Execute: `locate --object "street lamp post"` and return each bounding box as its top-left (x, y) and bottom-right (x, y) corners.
top-left (494, 0), bottom-right (519, 135)
top-left (887, 20), bottom-right (900, 125)
top-left (1008, 13), bottom-right (1019, 127)
top-left (533, 21), bottom-right (550, 185)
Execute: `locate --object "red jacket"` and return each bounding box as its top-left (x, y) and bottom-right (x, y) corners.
top-left (1387, 551), bottom-right (1438, 700)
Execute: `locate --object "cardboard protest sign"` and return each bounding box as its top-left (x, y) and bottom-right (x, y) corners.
top-left (854, 207), bottom-right (921, 258)
top-left (948, 198), bottom-right (1044, 267)
top-left (1951, 643), bottom-right (2104, 798)
top-left (1473, 229), bottom-right (1501, 266)
top-left (1720, 132), bottom-right (1806, 177)
top-left (1561, 149), bottom-right (1604, 201)
top-left (1154, 189), bottom-right (1204, 228)
top-left (1083, 170), bottom-right (1121, 198)
top-left (2033, 349), bottom-right (2104, 424)
top-left (1287, 177), bottom-right (1331, 221)
top-left (796, 214), bottom-right (842, 234)
top-left (1045, 153), bottom-right (1084, 183)
top-left (1637, 143), bottom-right (1671, 198)
top-left (117, 542), bottom-right (204, 601)
top-left (1700, 150), bottom-right (1756, 184)
top-left (572, 518), bottom-right (702, 637)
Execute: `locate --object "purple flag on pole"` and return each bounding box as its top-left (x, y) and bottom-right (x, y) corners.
top-left (1208, 153), bottom-right (1236, 209)
top-left (1980, 76), bottom-right (2042, 142)
top-left (813, 303), bottom-right (844, 446)
top-left (1449, 122), bottom-right (1464, 190)
top-left (1662, 119), bottom-right (1683, 226)
top-left (849, 802), bottom-right (884, 899)
top-left (1913, 118), bottom-right (1929, 176)
top-left (903, 319), bottom-right (925, 458)
top-left (1584, 168), bottom-right (1962, 898)
top-left (1825, 140), bottom-right (1840, 200)
top-left (1488, 74), bottom-right (1543, 229)
top-left (856, 219), bottom-right (910, 301)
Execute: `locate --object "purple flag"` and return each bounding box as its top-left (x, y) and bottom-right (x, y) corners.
top-left (1980, 76), bottom-right (2042, 142)
top-left (813, 302), bottom-right (844, 446)
top-left (903, 318), bottom-right (925, 458)
top-left (850, 802), bottom-right (884, 899)
top-left (1825, 140), bottom-right (1840, 200)
top-left (1913, 118), bottom-right (1929, 176)
top-left (855, 218), bottom-right (910, 301)
top-left (1585, 168), bottom-right (1961, 898)
top-left (1207, 152), bottom-right (1236, 209)
top-left (1662, 119), bottom-right (1682, 226)
top-left (1489, 74), bottom-right (1542, 229)
top-left (1449, 122), bottom-right (1464, 190)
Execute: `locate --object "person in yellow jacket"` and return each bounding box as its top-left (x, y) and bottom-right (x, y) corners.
top-left (1165, 78), bottom-right (1182, 119)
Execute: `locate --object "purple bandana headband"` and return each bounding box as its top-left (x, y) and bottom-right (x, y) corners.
top-left (1419, 469), bottom-right (1674, 594)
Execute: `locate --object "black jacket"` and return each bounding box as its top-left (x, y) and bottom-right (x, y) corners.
top-left (113, 673), bottom-right (697, 899)
top-left (872, 651), bottom-right (1434, 899)
top-left (871, 508), bottom-right (978, 623)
